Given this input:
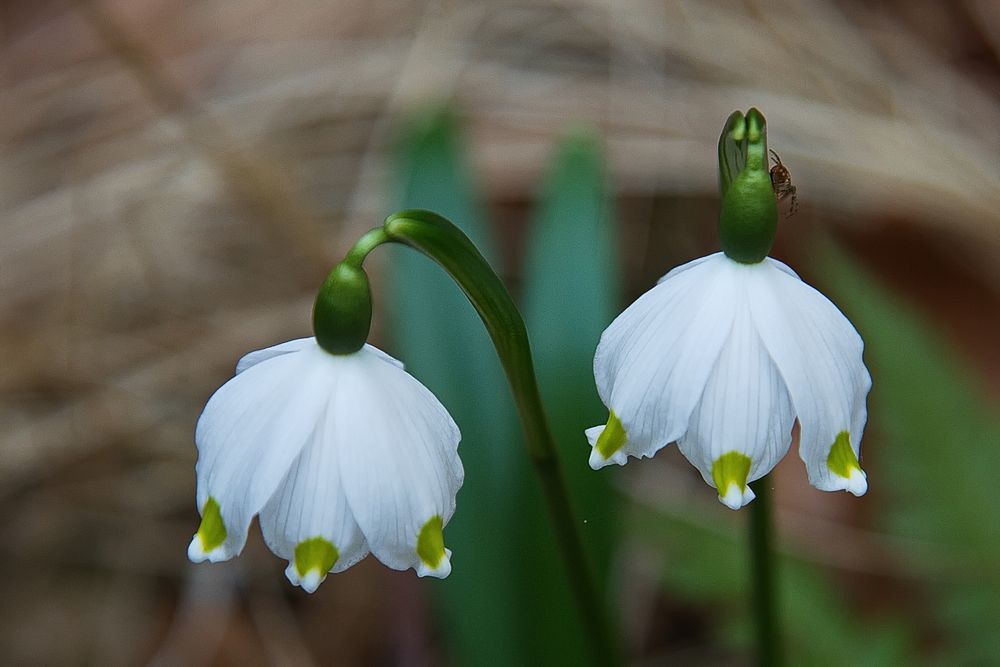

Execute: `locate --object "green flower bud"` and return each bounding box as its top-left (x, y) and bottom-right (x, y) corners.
top-left (718, 108), bottom-right (778, 264)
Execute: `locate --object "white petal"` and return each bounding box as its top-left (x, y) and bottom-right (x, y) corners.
top-left (762, 255), bottom-right (800, 280)
top-left (749, 261), bottom-right (871, 493)
top-left (591, 254), bottom-right (740, 464)
top-left (193, 341), bottom-right (334, 559)
top-left (655, 252), bottom-right (720, 284)
top-left (361, 343), bottom-right (405, 370)
top-left (287, 567), bottom-right (324, 594)
top-left (235, 337), bottom-right (313, 374)
top-left (677, 297), bottom-right (795, 508)
top-left (653, 250), bottom-right (801, 283)
top-left (585, 426), bottom-right (627, 469)
top-left (416, 547), bottom-right (453, 579)
top-left (335, 346), bottom-right (463, 573)
top-left (258, 385), bottom-right (369, 592)
top-left (720, 483), bottom-right (756, 511)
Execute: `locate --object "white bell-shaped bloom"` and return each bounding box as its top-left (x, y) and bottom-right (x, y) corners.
top-left (187, 338), bottom-right (463, 592)
top-left (586, 252), bottom-right (870, 510)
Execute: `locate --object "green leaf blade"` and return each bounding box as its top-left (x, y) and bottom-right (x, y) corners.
top-left (520, 129), bottom-right (621, 664)
top-left (817, 244), bottom-right (1000, 664)
top-left (388, 107), bottom-right (524, 665)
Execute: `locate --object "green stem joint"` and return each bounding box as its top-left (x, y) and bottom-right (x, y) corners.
top-left (313, 261), bottom-right (373, 354)
top-left (313, 227), bottom-right (388, 354)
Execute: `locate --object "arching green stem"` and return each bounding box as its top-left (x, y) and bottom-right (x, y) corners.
top-left (334, 209), bottom-right (618, 665)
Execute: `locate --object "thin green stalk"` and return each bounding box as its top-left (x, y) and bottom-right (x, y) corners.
top-left (349, 209), bottom-right (618, 666)
top-left (749, 478), bottom-right (781, 667)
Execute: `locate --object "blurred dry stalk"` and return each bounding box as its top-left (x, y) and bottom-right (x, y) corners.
top-left (1, 0), bottom-right (998, 663)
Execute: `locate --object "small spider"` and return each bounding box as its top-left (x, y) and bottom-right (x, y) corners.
top-left (769, 149), bottom-right (798, 217)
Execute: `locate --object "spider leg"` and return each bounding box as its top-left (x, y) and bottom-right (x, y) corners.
top-left (787, 187), bottom-right (799, 217)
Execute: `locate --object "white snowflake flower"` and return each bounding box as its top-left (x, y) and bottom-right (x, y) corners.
top-left (586, 252), bottom-right (870, 509)
top-left (187, 338), bottom-right (463, 592)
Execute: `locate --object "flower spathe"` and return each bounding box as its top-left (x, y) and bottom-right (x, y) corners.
top-left (586, 252), bottom-right (870, 509)
top-left (188, 338), bottom-right (463, 592)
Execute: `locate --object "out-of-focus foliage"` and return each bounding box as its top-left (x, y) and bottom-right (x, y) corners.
top-left (819, 244), bottom-right (1000, 665)
top-left (632, 502), bottom-right (912, 664)
top-left (388, 108), bottom-right (524, 664)
top-left (388, 112), bottom-right (622, 665)
top-left (520, 130), bottom-right (621, 663)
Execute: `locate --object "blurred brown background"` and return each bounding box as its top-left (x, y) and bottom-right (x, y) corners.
top-left (2, 0), bottom-right (999, 665)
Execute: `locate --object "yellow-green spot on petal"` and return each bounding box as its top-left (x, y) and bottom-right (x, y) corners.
top-left (827, 430), bottom-right (863, 478)
top-left (712, 451), bottom-right (752, 495)
top-left (294, 537), bottom-right (339, 578)
top-left (196, 497), bottom-right (227, 553)
top-left (417, 515), bottom-right (446, 569)
top-left (596, 411), bottom-right (627, 459)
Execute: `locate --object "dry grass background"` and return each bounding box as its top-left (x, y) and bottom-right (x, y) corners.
top-left (2, 0), bottom-right (999, 664)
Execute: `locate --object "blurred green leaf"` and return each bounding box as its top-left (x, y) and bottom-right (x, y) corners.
top-left (387, 107), bottom-right (523, 665)
top-left (520, 130), bottom-right (621, 663)
top-left (631, 503), bottom-right (911, 664)
top-left (817, 243), bottom-right (1000, 664)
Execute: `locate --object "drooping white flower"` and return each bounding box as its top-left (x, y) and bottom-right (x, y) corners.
top-left (187, 338), bottom-right (463, 592)
top-left (586, 252), bottom-right (870, 510)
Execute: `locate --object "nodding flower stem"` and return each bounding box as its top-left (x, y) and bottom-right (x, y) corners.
top-left (312, 209), bottom-right (619, 666)
top-left (312, 229), bottom-right (388, 354)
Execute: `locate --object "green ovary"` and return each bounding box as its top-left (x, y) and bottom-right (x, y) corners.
top-left (417, 515), bottom-right (446, 569)
top-left (596, 411), bottom-right (627, 459)
top-left (294, 537), bottom-right (340, 577)
top-left (827, 431), bottom-right (863, 478)
top-left (712, 451), bottom-right (752, 495)
top-left (197, 497), bottom-right (227, 552)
